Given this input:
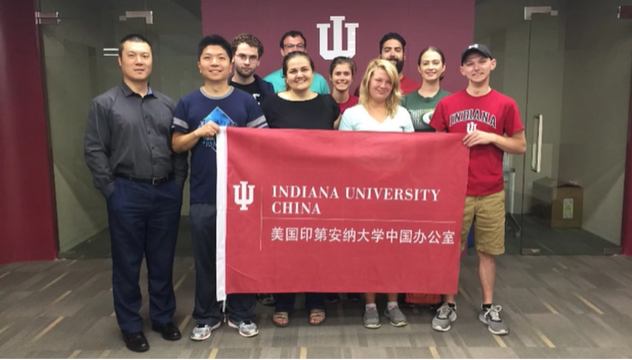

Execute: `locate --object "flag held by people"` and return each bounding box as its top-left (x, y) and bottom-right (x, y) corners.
top-left (216, 127), bottom-right (469, 301)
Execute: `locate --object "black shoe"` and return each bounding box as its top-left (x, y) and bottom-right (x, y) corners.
top-left (152, 322), bottom-right (181, 341)
top-left (429, 302), bottom-right (443, 311)
top-left (122, 332), bottom-right (149, 352)
top-left (258, 294), bottom-right (276, 307)
top-left (326, 293), bottom-right (340, 303)
top-left (347, 293), bottom-right (362, 302)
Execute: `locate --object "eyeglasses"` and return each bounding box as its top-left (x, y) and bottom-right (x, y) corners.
top-left (284, 43), bottom-right (305, 50)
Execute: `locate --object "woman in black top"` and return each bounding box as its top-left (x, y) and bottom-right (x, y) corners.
top-left (261, 52), bottom-right (340, 130)
top-left (261, 51), bottom-right (339, 327)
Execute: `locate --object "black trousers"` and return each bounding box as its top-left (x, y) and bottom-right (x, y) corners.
top-left (190, 203), bottom-right (256, 325)
top-left (107, 178), bottom-right (182, 334)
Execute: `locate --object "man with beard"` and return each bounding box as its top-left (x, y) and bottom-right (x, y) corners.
top-left (354, 32), bottom-right (420, 96)
top-left (229, 34), bottom-right (274, 105)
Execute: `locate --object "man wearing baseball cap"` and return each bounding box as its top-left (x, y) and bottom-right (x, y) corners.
top-left (429, 44), bottom-right (526, 335)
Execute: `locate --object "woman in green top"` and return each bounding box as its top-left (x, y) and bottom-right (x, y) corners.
top-left (401, 46), bottom-right (450, 308)
top-left (401, 46), bottom-right (450, 132)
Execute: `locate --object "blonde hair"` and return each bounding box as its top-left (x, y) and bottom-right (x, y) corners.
top-left (358, 59), bottom-right (401, 117)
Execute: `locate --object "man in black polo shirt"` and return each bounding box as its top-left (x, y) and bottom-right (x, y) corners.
top-left (84, 34), bottom-right (188, 352)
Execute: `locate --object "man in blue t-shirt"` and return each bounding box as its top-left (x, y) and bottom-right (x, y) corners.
top-left (171, 35), bottom-right (268, 342)
top-left (263, 30), bottom-right (330, 94)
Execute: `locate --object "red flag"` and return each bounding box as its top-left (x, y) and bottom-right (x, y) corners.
top-left (216, 128), bottom-right (469, 300)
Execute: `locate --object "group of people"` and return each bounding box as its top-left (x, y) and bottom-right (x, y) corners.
top-left (84, 29), bottom-right (526, 352)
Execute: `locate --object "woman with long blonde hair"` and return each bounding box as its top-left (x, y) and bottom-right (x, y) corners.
top-left (339, 59), bottom-right (413, 329)
top-left (339, 59), bottom-right (413, 132)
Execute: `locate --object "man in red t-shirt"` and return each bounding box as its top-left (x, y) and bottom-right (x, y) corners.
top-left (429, 44), bottom-right (526, 336)
top-left (354, 32), bottom-right (420, 97)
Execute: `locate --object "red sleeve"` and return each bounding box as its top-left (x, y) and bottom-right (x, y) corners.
top-left (430, 98), bottom-right (448, 131)
top-left (503, 99), bottom-right (524, 136)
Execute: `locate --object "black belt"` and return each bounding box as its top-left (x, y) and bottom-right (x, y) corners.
top-left (116, 173), bottom-right (174, 186)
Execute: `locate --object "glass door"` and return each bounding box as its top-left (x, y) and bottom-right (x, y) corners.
top-left (516, 0), bottom-right (631, 255)
top-left (39, 0), bottom-right (203, 258)
top-left (38, 0), bottom-right (151, 256)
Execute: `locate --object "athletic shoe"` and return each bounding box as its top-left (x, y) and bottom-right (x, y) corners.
top-left (432, 303), bottom-right (457, 332)
top-left (363, 307), bottom-right (381, 329)
top-left (227, 319), bottom-right (259, 338)
top-left (384, 306), bottom-right (408, 327)
top-left (190, 322), bottom-right (221, 341)
top-left (479, 304), bottom-right (509, 335)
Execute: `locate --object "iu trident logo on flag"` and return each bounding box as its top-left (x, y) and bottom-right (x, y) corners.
top-left (317, 16), bottom-right (359, 60)
top-left (233, 181), bottom-right (255, 211)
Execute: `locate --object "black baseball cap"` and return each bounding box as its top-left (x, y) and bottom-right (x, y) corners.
top-left (461, 44), bottom-right (493, 65)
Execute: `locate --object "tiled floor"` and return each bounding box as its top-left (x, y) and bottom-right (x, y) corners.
top-left (1, 255), bottom-right (632, 358)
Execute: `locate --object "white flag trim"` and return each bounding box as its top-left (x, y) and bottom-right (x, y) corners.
top-left (215, 128), bottom-right (228, 301)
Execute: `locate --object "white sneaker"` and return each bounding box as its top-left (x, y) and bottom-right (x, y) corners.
top-left (479, 304), bottom-right (509, 335)
top-left (432, 303), bottom-right (457, 332)
top-left (190, 322), bottom-right (221, 341)
top-left (228, 319), bottom-right (259, 338)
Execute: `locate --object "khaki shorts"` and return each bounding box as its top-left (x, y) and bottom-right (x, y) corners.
top-left (460, 190), bottom-right (505, 255)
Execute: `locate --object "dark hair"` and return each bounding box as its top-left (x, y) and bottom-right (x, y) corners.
top-left (282, 52), bottom-right (315, 91)
top-left (198, 35), bottom-right (232, 61)
top-left (379, 32), bottom-right (406, 54)
top-left (231, 33), bottom-right (264, 58)
top-left (329, 56), bottom-right (356, 77)
top-left (118, 34), bottom-right (151, 57)
top-left (418, 46), bottom-right (446, 80)
top-left (282, 51), bottom-right (314, 76)
top-left (279, 30), bottom-right (307, 50)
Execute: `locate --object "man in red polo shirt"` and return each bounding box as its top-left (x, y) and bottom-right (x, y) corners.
top-left (430, 44), bottom-right (526, 336)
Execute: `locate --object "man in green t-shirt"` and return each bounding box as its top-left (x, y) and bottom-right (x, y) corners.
top-left (263, 30), bottom-right (330, 94)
